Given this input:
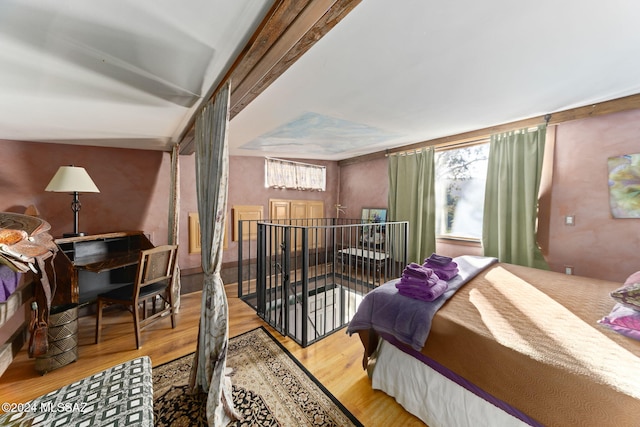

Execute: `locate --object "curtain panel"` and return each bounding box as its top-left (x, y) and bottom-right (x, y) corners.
top-left (388, 148), bottom-right (436, 263)
top-left (188, 82), bottom-right (240, 426)
top-left (482, 125), bottom-right (549, 269)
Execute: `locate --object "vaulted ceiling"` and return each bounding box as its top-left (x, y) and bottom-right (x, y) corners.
top-left (2, 0), bottom-right (640, 161)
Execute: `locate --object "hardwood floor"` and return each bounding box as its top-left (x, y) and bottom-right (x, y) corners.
top-left (0, 283), bottom-right (425, 426)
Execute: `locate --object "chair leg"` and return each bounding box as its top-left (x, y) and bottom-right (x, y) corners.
top-left (132, 303), bottom-right (142, 349)
top-left (167, 291), bottom-right (176, 329)
top-left (95, 299), bottom-right (103, 344)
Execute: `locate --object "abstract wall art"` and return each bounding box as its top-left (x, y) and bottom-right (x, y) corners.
top-left (608, 153), bottom-right (640, 218)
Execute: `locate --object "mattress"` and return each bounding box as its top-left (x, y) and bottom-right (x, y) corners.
top-left (360, 263), bottom-right (640, 426)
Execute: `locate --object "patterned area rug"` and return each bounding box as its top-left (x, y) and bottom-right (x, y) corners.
top-left (153, 327), bottom-right (363, 426)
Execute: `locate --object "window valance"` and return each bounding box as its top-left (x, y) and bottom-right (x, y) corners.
top-left (265, 157), bottom-right (326, 191)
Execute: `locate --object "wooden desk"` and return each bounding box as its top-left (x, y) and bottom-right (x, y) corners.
top-left (53, 231), bottom-right (154, 306)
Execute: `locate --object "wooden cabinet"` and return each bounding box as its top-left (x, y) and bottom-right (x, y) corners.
top-left (232, 205), bottom-right (264, 241)
top-left (270, 199), bottom-right (324, 222)
top-left (53, 231), bottom-right (154, 306)
top-left (269, 200), bottom-right (290, 221)
top-left (188, 212), bottom-right (229, 253)
top-left (290, 201), bottom-right (308, 220)
top-left (305, 201), bottom-right (324, 219)
top-left (269, 199), bottom-right (325, 249)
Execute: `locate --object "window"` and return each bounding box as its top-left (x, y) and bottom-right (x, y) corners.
top-left (264, 157), bottom-right (326, 191)
top-left (435, 142), bottom-right (489, 240)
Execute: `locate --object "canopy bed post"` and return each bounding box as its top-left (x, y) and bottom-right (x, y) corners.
top-left (168, 143), bottom-right (181, 311)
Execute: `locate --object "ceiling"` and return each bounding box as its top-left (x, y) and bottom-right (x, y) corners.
top-left (2, 0), bottom-right (640, 161)
top-left (0, 0), bottom-right (274, 150)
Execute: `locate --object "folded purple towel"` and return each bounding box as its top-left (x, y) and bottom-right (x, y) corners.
top-left (396, 279), bottom-right (448, 302)
top-left (427, 267), bottom-right (459, 281)
top-left (398, 272), bottom-right (441, 288)
top-left (403, 263), bottom-right (434, 279)
top-left (423, 260), bottom-right (459, 271)
top-left (426, 253), bottom-right (453, 266)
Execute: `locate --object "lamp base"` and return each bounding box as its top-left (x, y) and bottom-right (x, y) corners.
top-left (63, 232), bottom-right (86, 238)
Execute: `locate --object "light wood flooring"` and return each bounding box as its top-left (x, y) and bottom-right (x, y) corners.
top-left (0, 283), bottom-right (425, 426)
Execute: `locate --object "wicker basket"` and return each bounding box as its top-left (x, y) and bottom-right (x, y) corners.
top-left (35, 304), bottom-right (78, 374)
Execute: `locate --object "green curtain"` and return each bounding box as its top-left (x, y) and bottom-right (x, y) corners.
top-left (388, 148), bottom-right (436, 263)
top-left (188, 81), bottom-right (240, 425)
top-left (482, 125), bottom-right (549, 269)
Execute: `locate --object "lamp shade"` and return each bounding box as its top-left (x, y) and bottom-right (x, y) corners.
top-left (45, 166), bottom-right (100, 193)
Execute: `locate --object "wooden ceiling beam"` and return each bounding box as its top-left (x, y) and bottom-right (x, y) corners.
top-left (230, 0), bottom-right (361, 118)
top-left (226, 0), bottom-right (312, 108)
top-left (179, 0), bottom-right (361, 155)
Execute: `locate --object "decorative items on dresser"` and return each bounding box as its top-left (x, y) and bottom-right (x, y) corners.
top-left (1, 216), bottom-right (158, 375)
top-left (0, 212), bottom-right (58, 376)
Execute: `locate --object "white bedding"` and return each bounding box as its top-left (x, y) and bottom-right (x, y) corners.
top-left (371, 339), bottom-right (528, 427)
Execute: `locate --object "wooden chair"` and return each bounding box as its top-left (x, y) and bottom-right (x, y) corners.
top-left (95, 244), bottom-right (178, 349)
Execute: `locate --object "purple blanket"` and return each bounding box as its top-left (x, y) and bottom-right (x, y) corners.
top-left (0, 264), bottom-right (21, 303)
top-left (346, 255), bottom-right (498, 351)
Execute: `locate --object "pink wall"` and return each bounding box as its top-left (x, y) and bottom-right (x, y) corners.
top-left (0, 139), bottom-right (170, 245)
top-left (179, 155), bottom-right (340, 266)
top-left (3, 108), bottom-right (640, 283)
top-left (547, 110), bottom-right (640, 282)
top-left (0, 142), bottom-right (339, 271)
top-left (337, 157), bottom-right (388, 219)
top-left (223, 156), bottom-right (339, 264)
top-left (338, 110), bottom-right (640, 282)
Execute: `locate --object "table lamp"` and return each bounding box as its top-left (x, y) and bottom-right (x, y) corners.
top-left (45, 165), bottom-right (100, 237)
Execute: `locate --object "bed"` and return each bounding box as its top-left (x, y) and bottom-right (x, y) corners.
top-left (347, 255), bottom-right (640, 427)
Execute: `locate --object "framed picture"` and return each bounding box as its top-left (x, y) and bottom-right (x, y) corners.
top-left (361, 208), bottom-right (387, 223)
top-left (608, 153), bottom-right (640, 218)
top-left (360, 208), bottom-right (387, 247)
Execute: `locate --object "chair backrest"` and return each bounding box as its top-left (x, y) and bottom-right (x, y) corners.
top-left (133, 245), bottom-right (178, 295)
